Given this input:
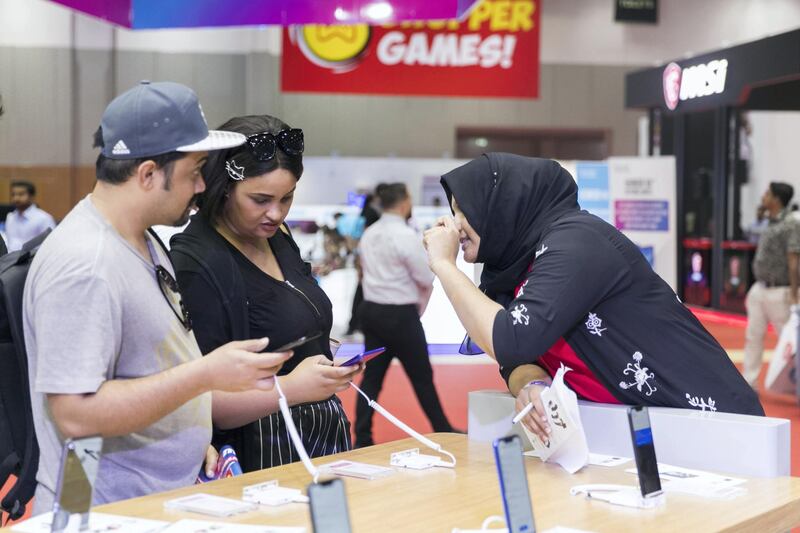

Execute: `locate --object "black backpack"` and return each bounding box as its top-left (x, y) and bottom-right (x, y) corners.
top-left (0, 230), bottom-right (49, 523)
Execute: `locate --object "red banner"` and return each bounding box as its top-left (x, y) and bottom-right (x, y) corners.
top-left (281, 0), bottom-right (540, 99)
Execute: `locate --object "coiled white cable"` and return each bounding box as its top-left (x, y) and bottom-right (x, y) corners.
top-left (274, 376), bottom-right (320, 483)
top-left (350, 382), bottom-right (456, 467)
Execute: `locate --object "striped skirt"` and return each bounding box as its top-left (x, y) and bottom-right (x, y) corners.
top-left (257, 395), bottom-right (351, 470)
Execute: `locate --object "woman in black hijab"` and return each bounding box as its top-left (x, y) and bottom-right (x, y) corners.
top-left (423, 153), bottom-right (763, 441)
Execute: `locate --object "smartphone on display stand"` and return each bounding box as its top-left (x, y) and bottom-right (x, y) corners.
top-left (270, 331), bottom-right (322, 352)
top-left (338, 347), bottom-right (386, 367)
top-left (308, 478), bottom-right (353, 533)
top-left (627, 406), bottom-right (663, 498)
top-left (493, 435), bottom-right (536, 533)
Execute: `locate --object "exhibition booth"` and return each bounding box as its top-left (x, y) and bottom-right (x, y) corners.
top-left (625, 28), bottom-right (800, 311)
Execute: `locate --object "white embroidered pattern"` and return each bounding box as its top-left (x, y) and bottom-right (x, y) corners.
top-left (516, 280), bottom-right (529, 298)
top-left (585, 313), bottom-right (607, 336)
top-left (685, 393), bottom-right (717, 412)
top-left (226, 160), bottom-right (246, 181)
top-left (535, 244), bottom-right (548, 259)
top-left (510, 304), bottom-right (530, 326)
top-left (619, 351), bottom-right (657, 396)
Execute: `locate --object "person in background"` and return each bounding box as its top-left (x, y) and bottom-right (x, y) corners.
top-left (24, 81), bottom-right (290, 512)
top-left (422, 153), bottom-right (763, 444)
top-left (5, 181), bottom-right (56, 251)
top-left (345, 191), bottom-right (382, 337)
top-left (355, 182), bottom-right (455, 447)
top-left (743, 182), bottom-right (800, 388)
top-left (171, 115), bottom-right (361, 472)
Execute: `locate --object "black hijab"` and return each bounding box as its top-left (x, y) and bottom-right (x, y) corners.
top-left (440, 153), bottom-right (579, 300)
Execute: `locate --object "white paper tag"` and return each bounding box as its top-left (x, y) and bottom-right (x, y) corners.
top-left (164, 493), bottom-right (257, 517)
top-left (319, 460), bottom-right (395, 480)
top-left (521, 365), bottom-right (589, 473)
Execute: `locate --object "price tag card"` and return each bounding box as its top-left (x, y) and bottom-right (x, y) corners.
top-left (319, 459), bottom-right (395, 480)
top-left (243, 481), bottom-right (308, 506)
top-left (164, 493), bottom-right (257, 517)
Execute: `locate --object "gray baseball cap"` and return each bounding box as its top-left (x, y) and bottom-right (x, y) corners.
top-left (99, 80), bottom-right (245, 159)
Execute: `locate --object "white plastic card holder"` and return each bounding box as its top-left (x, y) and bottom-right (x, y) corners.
top-left (570, 484), bottom-right (665, 510)
top-left (390, 448), bottom-right (455, 470)
top-left (163, 493), bottom-right (257, 517)
top-left (319, 459), bottom-right (396, 480)
top-left (242, 481), bottom-right (309, 506)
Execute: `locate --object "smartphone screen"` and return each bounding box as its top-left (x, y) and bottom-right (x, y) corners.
top-left (338, 347), bottom-right (386, 367)
top-left (308, 478), bottom-right (352, 533)
top-left (628, 406), bottom-right (662, 497)
top-left (493, 435), bottom-right (536, 533)
top-left (271, 331), bottom-right (322, 352)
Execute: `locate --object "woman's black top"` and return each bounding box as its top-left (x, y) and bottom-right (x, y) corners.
top-left (441, 153), bottom-right (764, 416)
top-left (170, 215), bottom-right (350, 471)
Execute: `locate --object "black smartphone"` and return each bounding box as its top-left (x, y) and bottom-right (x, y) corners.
top-left (627, 406), bottom-right (662, 498)
top-left (308, 478), bottom-right (352, 533)
top-left (493, 435), bottom-right (536, 533)
top-left (270, 331), bottom-right (323, 352)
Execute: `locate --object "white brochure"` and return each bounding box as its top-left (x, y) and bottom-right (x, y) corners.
top-left (520, 365), bottom-right (589, 474)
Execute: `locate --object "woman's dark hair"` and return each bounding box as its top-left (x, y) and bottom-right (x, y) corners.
top-left (200, 115), bottom-right (303, 222)
top-left (375, 183), bottom-right (408, 210)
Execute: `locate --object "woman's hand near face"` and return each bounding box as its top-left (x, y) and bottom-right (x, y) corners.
top-left (423, 216), bottom-right (460, 270)
top-left (282, 355), bottom-right (363, 405)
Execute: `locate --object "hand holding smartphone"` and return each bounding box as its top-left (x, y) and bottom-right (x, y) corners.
top-left (337, 347), bottom-right (386, 367)
top-left (269, 331), bottom-right (323, 352)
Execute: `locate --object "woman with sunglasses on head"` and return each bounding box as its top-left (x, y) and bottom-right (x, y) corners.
top-left (170, 115), bottom-right (362, 472)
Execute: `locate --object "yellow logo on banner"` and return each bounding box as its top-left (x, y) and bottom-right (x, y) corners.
top-left (299, 24), bottom-right (371, 66)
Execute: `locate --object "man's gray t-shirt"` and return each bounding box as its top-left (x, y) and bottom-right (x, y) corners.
top-left (24, 197), bottom-right (212, 512)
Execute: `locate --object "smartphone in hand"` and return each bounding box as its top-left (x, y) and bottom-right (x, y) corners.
top-left (337, 347), bottom-right (386, 367)
top-left (269, 331), bottom-right (323, 352)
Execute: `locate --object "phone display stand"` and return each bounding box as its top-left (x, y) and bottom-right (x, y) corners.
top-left (570, 484), bottom-right (665, 509)
top-left (391, 448), bottom-right (455, 470)
top-left (51, 436), bottom-right (103, 532)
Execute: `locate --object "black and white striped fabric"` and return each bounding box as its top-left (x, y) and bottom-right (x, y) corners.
top-left (258, 395), bottom-right (351, 469)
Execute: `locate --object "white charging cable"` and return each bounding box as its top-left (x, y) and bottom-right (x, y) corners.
top-left (349, 382), bottom-right (456, 467)
top-left (273, 376), bottom-right (320, 483)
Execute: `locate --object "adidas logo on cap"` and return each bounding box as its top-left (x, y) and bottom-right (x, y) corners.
top-left (112, 140), bottom-right (130, 155)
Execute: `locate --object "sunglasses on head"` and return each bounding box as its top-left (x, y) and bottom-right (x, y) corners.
top-left (245, 128), bottom-right (304, 161)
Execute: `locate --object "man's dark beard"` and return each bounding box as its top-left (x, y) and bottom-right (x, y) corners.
top-left (171, 194), bottom-right (199, 227)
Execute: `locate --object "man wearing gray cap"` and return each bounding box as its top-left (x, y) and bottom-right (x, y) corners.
top-left (23, 81), bottom-right (291, 512)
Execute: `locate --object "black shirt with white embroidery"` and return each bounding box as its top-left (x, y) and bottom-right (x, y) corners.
top-left (493, 210), bottom-right (764, 416)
